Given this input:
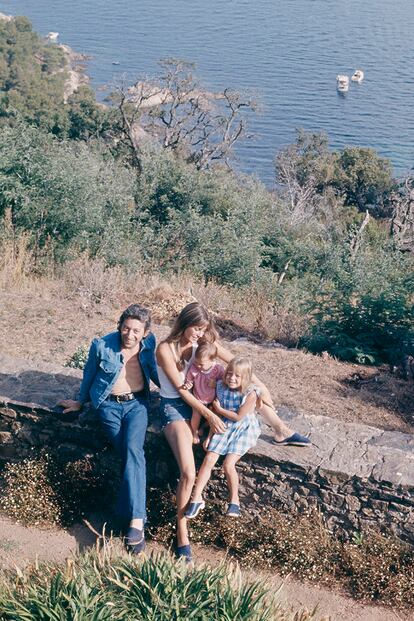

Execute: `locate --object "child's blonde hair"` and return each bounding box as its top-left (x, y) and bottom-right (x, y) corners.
top-left (195, 342), bottom-right (217, 361)
top-left (224, 356), bottom-right (252, 394)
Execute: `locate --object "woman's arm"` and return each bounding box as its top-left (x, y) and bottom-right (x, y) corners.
top-left (215, 341), bottom-right (275, 407)
top-left (212, 392), bottom-right (257, 421)
top-left (156, 342), bottom-right (226, 434)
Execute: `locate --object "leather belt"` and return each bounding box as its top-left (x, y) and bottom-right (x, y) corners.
top-left (108, 390), bottom-right (145, 403)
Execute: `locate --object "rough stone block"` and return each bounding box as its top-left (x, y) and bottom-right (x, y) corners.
top-left (0, 431), bottom-right (13, 444)
top-left (0, 407), bottom-right (17, 419)
top-left (345, 495), bottom-right (361, 512)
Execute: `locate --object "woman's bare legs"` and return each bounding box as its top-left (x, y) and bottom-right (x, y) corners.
top-left (258, 403), bottom-right (293, 442)
top-left (222, 454), bottom-right (241, 505)
top-left (191, 451), bottom-right (220, 502)
top-left (163, 420), bottom-right (196, 547)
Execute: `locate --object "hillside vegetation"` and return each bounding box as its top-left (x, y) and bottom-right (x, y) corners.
top-left (0, 16), bottom-right (413, 367)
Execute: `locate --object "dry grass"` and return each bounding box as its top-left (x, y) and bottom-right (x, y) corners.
top-left (0, 235), bottom-right (36, 291)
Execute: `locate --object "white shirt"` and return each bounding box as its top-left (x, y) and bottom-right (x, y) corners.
top-left (157, 343), bottom-right (197, 398)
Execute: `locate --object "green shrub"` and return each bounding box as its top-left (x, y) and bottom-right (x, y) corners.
top-left (65, 344), bottom-right (90, 369)
top-left (301, 245), bottom-right (414, 364)
top-left (0, 122), bottom-right (136, 265)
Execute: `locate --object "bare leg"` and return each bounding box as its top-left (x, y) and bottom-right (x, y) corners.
top-left (202, 430), bottom-right (213, 450)
top-left (190, 410), bottom-right (202, 444)
top-left (191, 451), bottom-right (220, 502)
top-left (223, 454), bottom-right (241, 505)
top-left (130, 518), bottom-right (143, 529)
top-left (258, 403), bottom-right (292, 442)
top-left (164, 421), bottom-right (196, 547)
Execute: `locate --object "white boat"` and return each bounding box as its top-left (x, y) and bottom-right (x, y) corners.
top-left (336, 74), bottom-right (349, 92)
top-left (351, 69), bottom-right (364, 83)
top-left (46, 32), bottom-right (59, 41)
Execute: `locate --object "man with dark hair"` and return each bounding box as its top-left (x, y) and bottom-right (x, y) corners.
top-left (59, 304), bottom-right (159, 553)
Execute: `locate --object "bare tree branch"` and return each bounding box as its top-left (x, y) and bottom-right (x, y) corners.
top-left (108, 59), bottom-right (256, 173)
top-left (390, 176), bottom-right (414, 253)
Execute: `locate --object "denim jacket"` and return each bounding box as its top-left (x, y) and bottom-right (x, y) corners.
top-left (78, 331), bottom-right (159, 408)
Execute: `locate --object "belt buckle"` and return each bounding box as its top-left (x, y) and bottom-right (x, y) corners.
top-left (113, 392), bottom-right (135, 403)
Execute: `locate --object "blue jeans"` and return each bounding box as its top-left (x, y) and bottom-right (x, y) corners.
top-left (97, 396), bottom-right (148, 521)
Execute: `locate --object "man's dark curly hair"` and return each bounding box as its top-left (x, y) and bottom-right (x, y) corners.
top-left (117, 304), bottom-right (151, 332)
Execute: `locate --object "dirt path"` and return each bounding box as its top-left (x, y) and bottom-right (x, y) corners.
top-left (0, 515), bottom-right (408, 621)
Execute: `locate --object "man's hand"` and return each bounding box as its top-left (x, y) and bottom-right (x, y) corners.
top-left (206, 410), bottom-right (226, 434)
top-left (57, 399), bottom-right (82, 414)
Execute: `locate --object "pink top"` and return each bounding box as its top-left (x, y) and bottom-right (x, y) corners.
top-left (185, 362), bottom-right (225, 404)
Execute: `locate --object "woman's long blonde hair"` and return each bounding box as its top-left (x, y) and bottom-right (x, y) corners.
top-left (224, 356), bottom-right (253, 394)
top-left (165, 302), bottom-right (219, 369)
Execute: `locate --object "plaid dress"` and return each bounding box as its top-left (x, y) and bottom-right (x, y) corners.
top-left (207, 381), bottom-right (261, 456)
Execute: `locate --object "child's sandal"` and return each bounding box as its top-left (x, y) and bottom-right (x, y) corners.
top-left (226, 503), bottom-right (240, 517)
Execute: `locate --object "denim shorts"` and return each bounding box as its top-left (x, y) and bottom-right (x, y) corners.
top-left (159, 397), bottom-right (192, 429)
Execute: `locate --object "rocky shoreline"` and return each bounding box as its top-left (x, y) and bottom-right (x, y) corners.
top-left (58, 43), bottom-right (90, 102)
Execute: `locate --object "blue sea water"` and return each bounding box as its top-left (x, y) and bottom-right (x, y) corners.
top-left (1, 0), bottom-right (414, 185)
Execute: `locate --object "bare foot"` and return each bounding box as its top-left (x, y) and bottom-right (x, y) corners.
top-left (192, 433), bottom-right (200, 445)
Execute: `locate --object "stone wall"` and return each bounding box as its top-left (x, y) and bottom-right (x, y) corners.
top-left (0, 354), bottom-right (413, 544)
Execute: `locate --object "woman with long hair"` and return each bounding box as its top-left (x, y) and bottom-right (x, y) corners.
top-left (156, 302), bottom-right (309, 562)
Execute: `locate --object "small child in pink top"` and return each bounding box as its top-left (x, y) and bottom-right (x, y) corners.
top-left (183, 342), bottom-right (225, 444)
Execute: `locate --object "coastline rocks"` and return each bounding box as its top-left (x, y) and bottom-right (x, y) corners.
top-left (58, 43), bottom-right (90, 102)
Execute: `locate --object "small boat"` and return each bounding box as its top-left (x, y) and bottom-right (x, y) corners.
top-left (351, 69), bottom-right (364, 83)
top-left (336, 74), bottom-right (349, 92)
top-left (112, 61), bottom-right (120, 65)
top-left (46, 32), bottom-right (59, 41)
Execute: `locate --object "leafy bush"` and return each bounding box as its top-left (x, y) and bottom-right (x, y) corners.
top-left (134, 149), bottom-right (271, 286)
top-left (65, 344), bottom-right (90, 369)
top-left (0, 122), bottom-right (136, 264)
top-left (301, 245), bottom-right (414, 364)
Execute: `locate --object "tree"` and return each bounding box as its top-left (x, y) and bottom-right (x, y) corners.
top-left (0, 16), bottom-right (69, 134)
top-left (67, 85), bottom-right (110, 141)
top-left (274, 130), bottom-right (337, 225)
top-left (275, 132), bottom-right (396, 221)
top-left (332, 146), bottom-right (395, 216)
top-left (109, 58), bottom-right (256, 174)
top-left (390, 177), bottom-right (414, 253)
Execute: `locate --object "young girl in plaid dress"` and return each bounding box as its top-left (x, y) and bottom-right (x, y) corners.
top-left (185, 355), bottom-right (261, 518)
